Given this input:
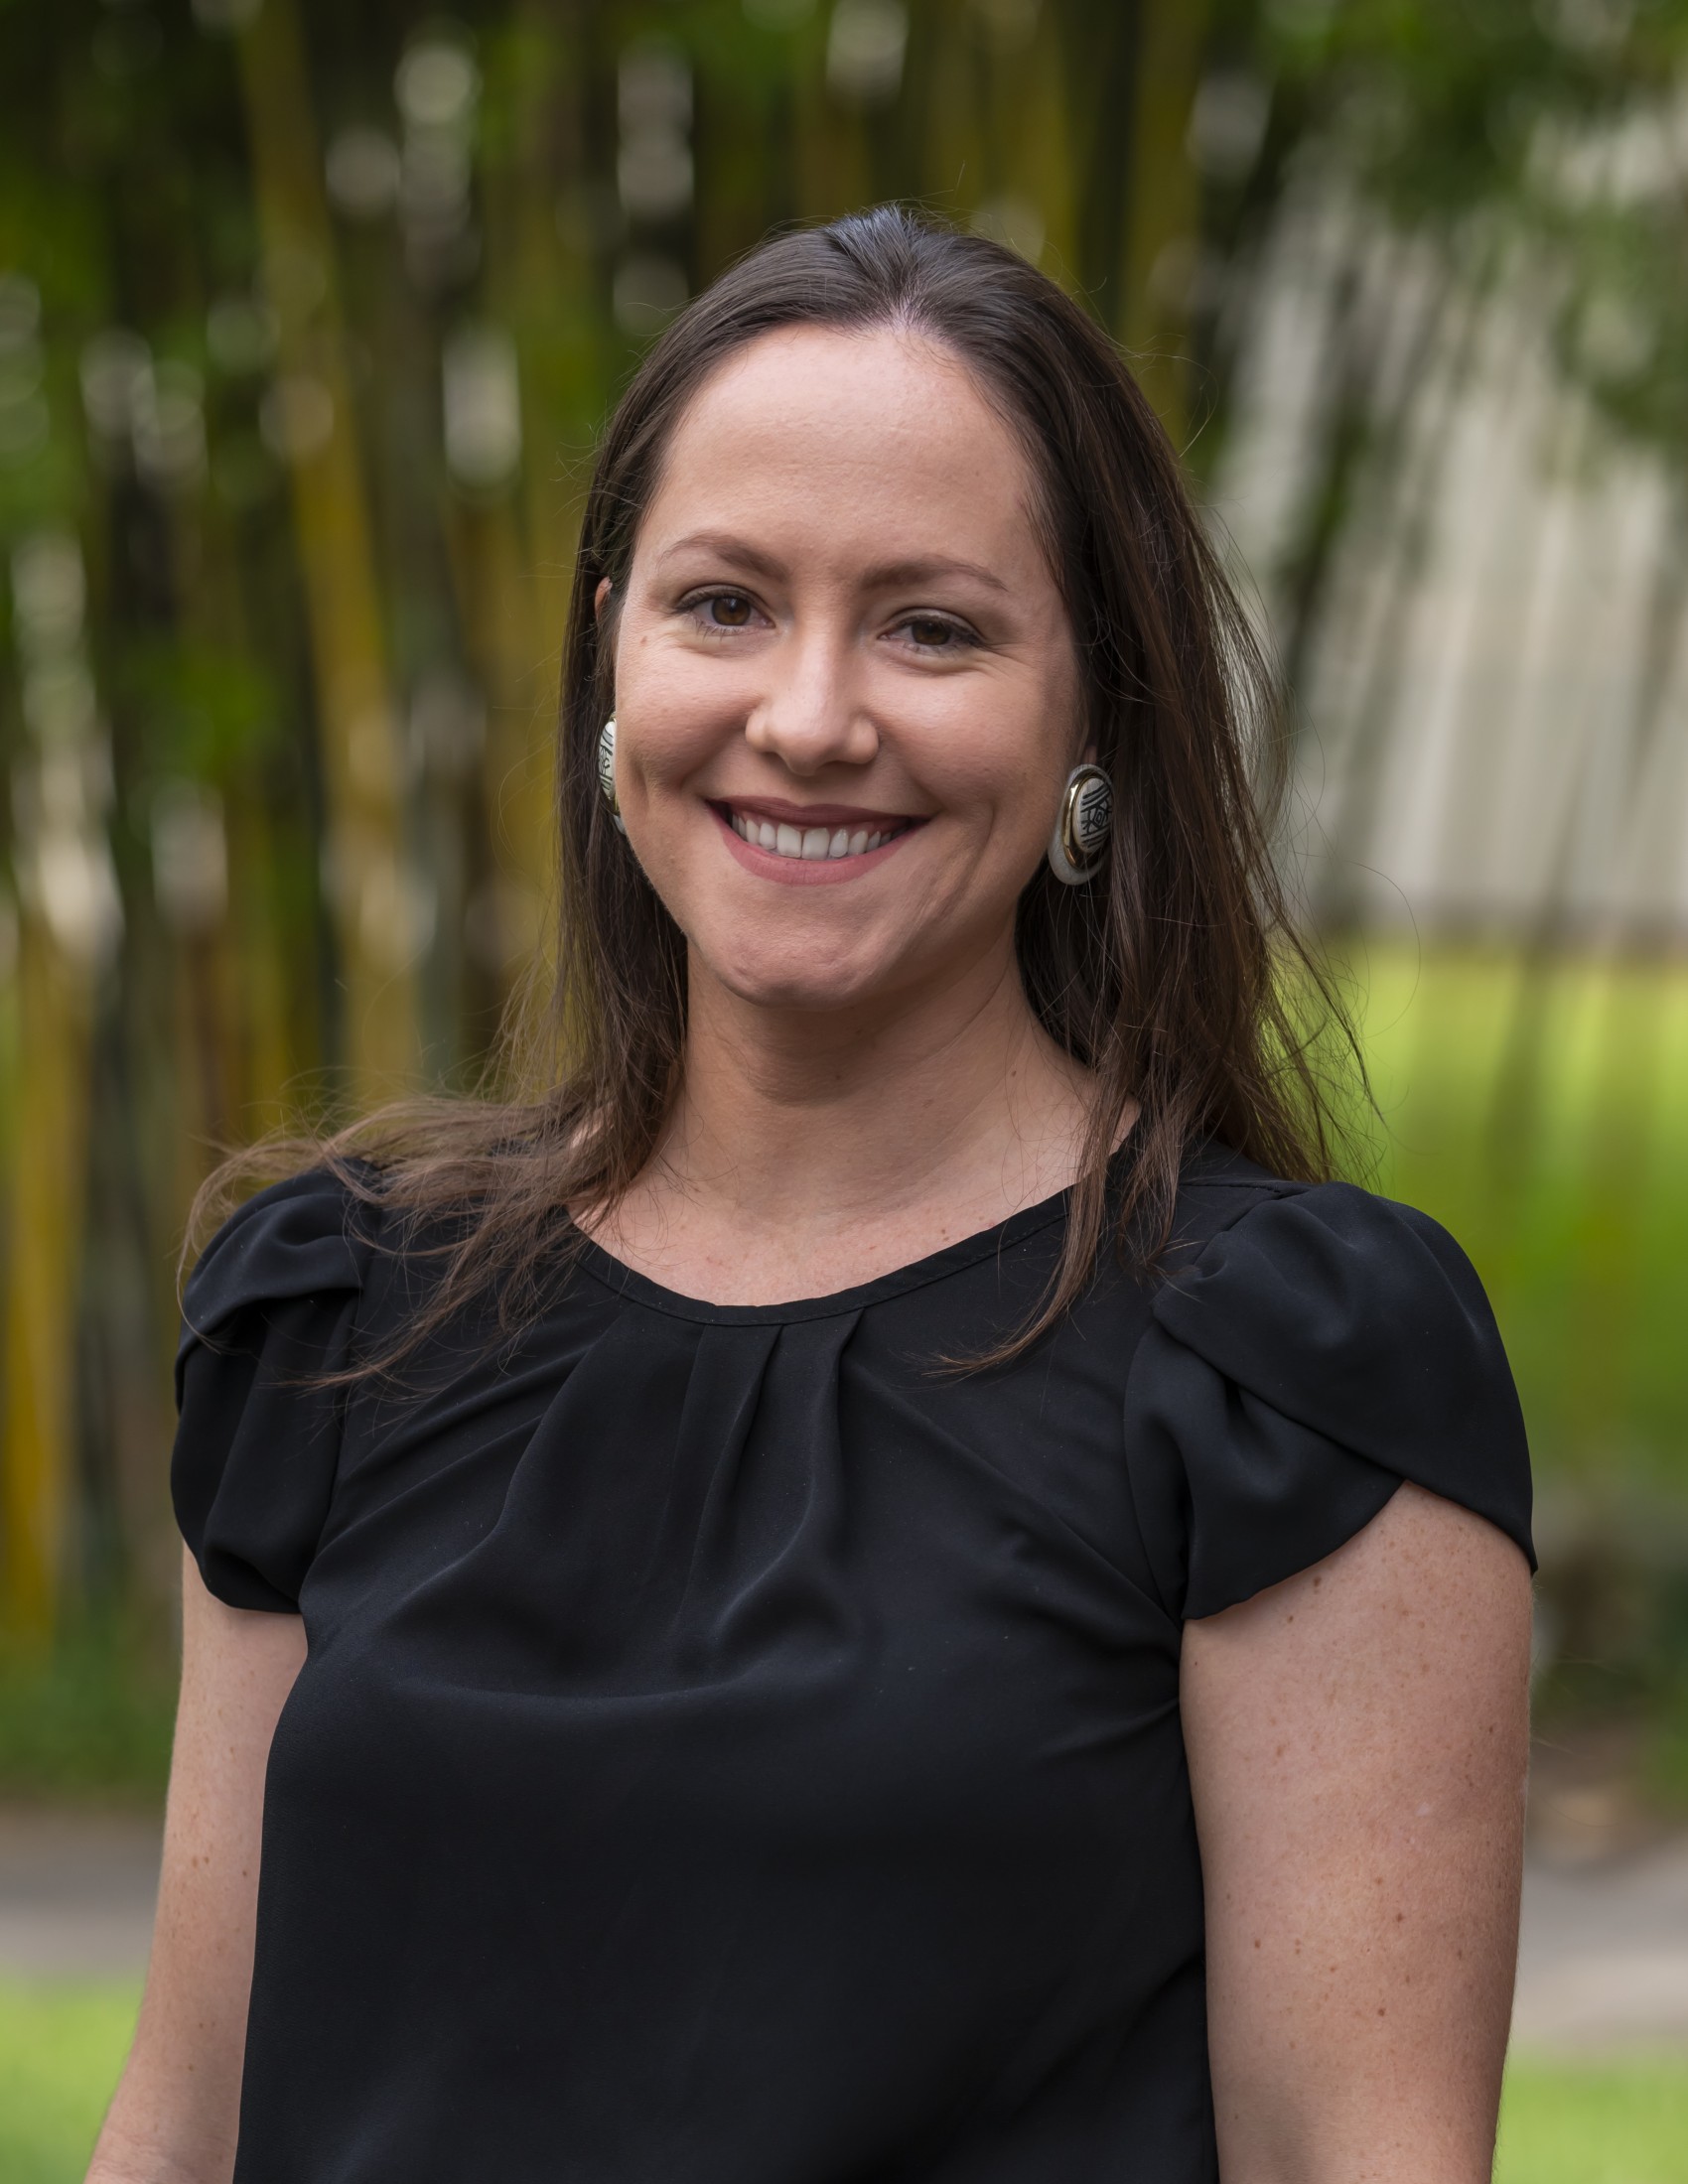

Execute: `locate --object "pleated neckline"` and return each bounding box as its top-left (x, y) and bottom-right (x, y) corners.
top-left (571, 1185), bottom-right (1078, 1327)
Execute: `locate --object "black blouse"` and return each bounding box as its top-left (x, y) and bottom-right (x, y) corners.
top-left (174, 1146), bottom-right (1532, 2184)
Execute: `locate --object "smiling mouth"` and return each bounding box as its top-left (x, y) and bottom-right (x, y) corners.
top-left (716, 803), bottom-right (918, 863)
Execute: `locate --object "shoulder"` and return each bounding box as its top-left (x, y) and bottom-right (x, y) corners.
top-left (1163, 1150), bottom-right (1514, 1443)
top-left (180, 1163), bottom-right (380, 1373)
top-left (174, 1164), bottom-right (382, 1613)
top-left (1120, 1146), bottom-right (1534, 1619)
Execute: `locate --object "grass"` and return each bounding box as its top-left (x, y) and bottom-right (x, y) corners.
top-left (1496, 2058), bottom-right (1688, 2184)
top-left (0, 1977), bottom-right (1682, 2184)
top-left (0, 1979), bottom-right (139, 2184)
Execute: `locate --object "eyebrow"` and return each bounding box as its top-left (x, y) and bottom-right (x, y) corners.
top-left (652, 530), bottom-right (1013, 597)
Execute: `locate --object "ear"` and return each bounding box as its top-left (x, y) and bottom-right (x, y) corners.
top-left (594, 576), bottom-right (613, 621)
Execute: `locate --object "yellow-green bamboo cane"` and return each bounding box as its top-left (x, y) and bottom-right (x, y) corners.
top-left (1, 923), bottom-right (92, 1639)
top-left (233, 0), bottom-right (418, 1107)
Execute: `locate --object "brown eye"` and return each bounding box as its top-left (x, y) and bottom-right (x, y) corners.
top-left (708, 593), bottom-right (754, 626)
top-left (907, 616), bottom-right (956, 648)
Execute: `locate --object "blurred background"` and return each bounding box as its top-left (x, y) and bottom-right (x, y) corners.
top-left (1, 0), bottom-right (1687, 2174)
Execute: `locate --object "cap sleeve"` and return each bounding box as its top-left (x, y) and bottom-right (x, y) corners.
top-left (1122, 1180), bottom-right (1534, 1622)
top-left (173, 1167), bottom-right (373, 1613)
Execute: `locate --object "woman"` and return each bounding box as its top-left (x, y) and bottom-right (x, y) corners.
top-left (92, 207), bottom-right (1533, 2184)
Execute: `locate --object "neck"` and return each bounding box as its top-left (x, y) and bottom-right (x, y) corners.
top-left (649, 933), bottom-right (1091, 1245)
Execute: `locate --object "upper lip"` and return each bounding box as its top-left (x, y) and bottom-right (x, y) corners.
top-left (712, 795), bottom-right (925, 829)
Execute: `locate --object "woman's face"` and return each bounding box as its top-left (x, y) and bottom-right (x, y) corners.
top-left (606, 324), bottom-right (1083, 1019)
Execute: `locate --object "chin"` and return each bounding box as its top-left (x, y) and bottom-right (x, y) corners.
top-left (704, 936), bottom-right (895, 1016)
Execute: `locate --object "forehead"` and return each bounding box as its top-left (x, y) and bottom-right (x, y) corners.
top-left (639, 324), bottom-right (1046, 572)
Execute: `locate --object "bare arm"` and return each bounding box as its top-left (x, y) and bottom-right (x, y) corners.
top-left (87, 1549), bottom-right (306, 2184)
top-left (1183, 1482), bottom-right (1532, 2184)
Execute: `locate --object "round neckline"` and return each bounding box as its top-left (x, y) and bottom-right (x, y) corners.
top-left (572, 1177), bottom-right (1083, 1327)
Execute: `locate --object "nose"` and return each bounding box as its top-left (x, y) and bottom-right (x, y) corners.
top-left (744, 627), bottom-right (879, 776)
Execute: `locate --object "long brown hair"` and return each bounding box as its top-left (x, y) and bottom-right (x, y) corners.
top-left (189, 205), bottom-right (1358, 1374)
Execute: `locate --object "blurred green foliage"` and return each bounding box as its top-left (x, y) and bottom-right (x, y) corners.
top-left (0, 1630), bottom-right (175, 1802)
top-left (1276, 0), bottom-right (1688, 461)
top-left (1356, 944), bottom-right (1688, 1488)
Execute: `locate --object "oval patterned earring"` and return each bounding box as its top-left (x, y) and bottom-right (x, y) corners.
top-left (598, 716), bottom-right (627, 836)
top-left (1047, 762), bottom-right (1112, 886)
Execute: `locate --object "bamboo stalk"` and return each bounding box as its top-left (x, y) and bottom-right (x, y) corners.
top-left (232, 0), bottom-right (417, 1106)
top-left (1, 921), bottom-right (92, 1640)
top-left (1118, 0), bottom-right (1206, 437)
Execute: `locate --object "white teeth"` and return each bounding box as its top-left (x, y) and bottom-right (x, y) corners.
top-left (729, 811), bottom-right (904, 860)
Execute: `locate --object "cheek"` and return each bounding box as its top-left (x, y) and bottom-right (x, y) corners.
top-left (615, 648), bottom-right (739, 789)
top-left (914, 695), bottom-right (1072, 842)
top-left (923, 634), bottom-right (1080, 797)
